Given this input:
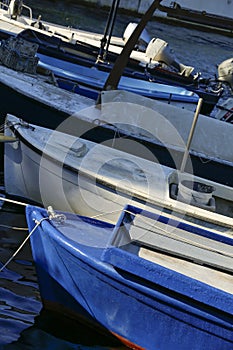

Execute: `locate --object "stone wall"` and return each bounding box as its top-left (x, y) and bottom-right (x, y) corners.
top-left (81, 0), bottom-right (155, 14)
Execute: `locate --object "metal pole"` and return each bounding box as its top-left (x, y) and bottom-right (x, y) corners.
top-left (101, 0), bottom-right (162, 93)
top-left (180, 98), bottom-right (203, 173)
top-left (104, 0), bottom-right (120, 61)
top-left (97, 0), bottom-right (119, 62)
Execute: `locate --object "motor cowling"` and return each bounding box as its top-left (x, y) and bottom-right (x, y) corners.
top-left (145, 38), bottom-right (194, 77)
top-left (123, 22), bottom-right (151, 51)
top-left (218, 58), bottom-right (233, 90)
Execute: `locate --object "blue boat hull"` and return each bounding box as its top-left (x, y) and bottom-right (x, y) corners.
top-left (27, 207), bottom-right (233, 350)
top-left (35, 259), bottom-right (233, 350)
top-left (37, 53), bottom-right (199, 106)
top-left (17, 28), bottom-right (221, 116)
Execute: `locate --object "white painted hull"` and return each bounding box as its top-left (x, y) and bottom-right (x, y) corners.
top-left (2, 84), bottom-right (233, 186)
top-left (4, 115), bottom-right (177, 223)
top-left (5, 115), bottom-right (233, 235)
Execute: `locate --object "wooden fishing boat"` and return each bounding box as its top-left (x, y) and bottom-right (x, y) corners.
top-left (0, 58), bottom-right (201, 184)
top-left (2, 1), bottom-right (233, 196)
top-left (0, 33), bottom-right (204, 115)
top-left (5, 114), bottom-right (233, 226)
top-left (32, 36), bottom-right (222, 116)
top-left (36, 51), bottom-right (200, 105)
top-left (158, 0), bottom-right (233, 35)
top-left (0, 1), bottom-right (228, 115)
top-left (26, 202), bottom-right (233, 350)
top-left (0, 0), bottom-right (187, 70)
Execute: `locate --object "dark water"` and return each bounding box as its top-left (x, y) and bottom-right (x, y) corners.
top-left (0, 1), bottom-right (233, 349)
top-left (0, 201), bottom-right (124, 349)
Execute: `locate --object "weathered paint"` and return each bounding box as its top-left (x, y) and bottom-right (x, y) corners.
top-left (79, 0), bottom-right (233, 19)
top-left (80, 0), bottom-right (155, 14)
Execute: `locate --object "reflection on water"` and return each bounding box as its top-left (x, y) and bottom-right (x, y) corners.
top-left (0, 264), bottom-right (40, 345)
top-left (0, 200), bottom-right (125, 349)
top-left (1, 308), bottom-right (124, 350)
top-left (0, 202), bottom-right (41, 347)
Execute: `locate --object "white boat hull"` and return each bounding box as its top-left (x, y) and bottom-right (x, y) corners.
top-left (5, 115), bottom-right (233, 235)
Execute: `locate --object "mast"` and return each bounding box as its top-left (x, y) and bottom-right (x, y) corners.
top-left (180, 98), bottom-right (203, 173)
top-left (97, 0), bottom-right (121, 62)
top-left (104, 0), bottom-right (120, 61)
top-left (100, 0), bottom-right (162, 94)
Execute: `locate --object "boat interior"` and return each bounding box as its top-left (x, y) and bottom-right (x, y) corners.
top-left (102, 204), bottom-right (233, 295)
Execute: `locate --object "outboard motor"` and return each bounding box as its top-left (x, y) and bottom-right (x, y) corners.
top-left (123, 22), bottom-right (151, 51)
top-left (145, 38), bottom-right (194, 77)
top-left (218, 58), bottom-right (233, 91)
top-left (9, 0), bottom-right (23, 19)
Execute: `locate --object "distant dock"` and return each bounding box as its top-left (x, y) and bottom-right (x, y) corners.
top-left (79, 0), bottom-right (233, 37)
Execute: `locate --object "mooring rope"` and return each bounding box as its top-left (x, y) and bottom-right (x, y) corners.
top-left (0, 195), bottom-right (27, 207)
top-left (0, 204), bottom-right (66, 272)
top-left (0, 224), bottom-right (28, 230)
top-left (0, 217), bottom-right (48, 273)
top-left (1, 194), bottom-right (231, 274)
top-left (0, 193), bottom-right (122, 272)
top-left (0, 192), bottom-right (117, 271)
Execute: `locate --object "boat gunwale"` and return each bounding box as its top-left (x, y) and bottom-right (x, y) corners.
top-left (27, 205), bottom-right (233, 324)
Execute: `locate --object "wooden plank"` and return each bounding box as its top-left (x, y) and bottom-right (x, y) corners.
top-left (139, 248), bottom-right (233, 294)
top-left (129, 220), bottom-right (233, 273)
top-left (133, 215), bottom-right (233, 253)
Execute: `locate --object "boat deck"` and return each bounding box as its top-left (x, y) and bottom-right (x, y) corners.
top-left (50, 206), bottom-right (233, 296)
top-left (105, 207), bottom-right (233, 298)
top-left (139, 247), bottom-right (233, 295)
